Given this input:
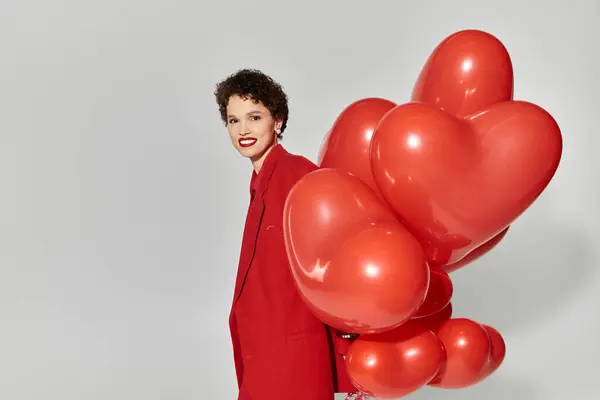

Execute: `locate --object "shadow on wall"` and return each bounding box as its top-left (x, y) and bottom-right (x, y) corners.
top-left (450, 210), bottom-right (592, 332)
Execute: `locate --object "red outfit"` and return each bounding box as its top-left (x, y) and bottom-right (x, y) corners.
top-left (229, 144), bottom-right (354, 399)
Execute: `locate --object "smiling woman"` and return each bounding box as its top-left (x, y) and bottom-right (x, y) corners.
top-left (225, 94), bottom-right (281, 172)
top-left (213, 69), bottom-right (355, 399)
top-left (215, 69), bottom-right (288, 173)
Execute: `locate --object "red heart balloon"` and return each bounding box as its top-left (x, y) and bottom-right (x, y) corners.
top-left (479, 324), bottom-right (506, 380)
top-left (283, 168), bottom-right (399, 275)
top-left (283, 169), bottom-right (429, 334)
top-left (412, 268), bottom-right (453, 318)
top-left (404, 302), bottom-right (453, 333)
top-left (347, 324), bottom-right (444, 399)
top-left (441, 227), bottom-right (509, 273)
top-left (428, 318), bottom-right (491, 389)
top-left (316, 223), bottom-right (429, 333)
top-left (370, 101), bottom-right (562, 266)
top-left (412, 29), bottom-right (513, 118)
top-left (318, 97), bottom-right (396, 195)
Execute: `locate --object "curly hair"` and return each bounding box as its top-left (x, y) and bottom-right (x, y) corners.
top-left (214, 69), bottom-right (289, 139)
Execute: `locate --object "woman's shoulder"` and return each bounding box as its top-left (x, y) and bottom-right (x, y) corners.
top-left (266, 150), bottom-right (319, 200)
top-left (279, 150), bottom-right (319, 177)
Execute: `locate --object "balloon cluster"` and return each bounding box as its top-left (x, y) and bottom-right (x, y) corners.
top-left (283, 29), bottom-right (563, 399)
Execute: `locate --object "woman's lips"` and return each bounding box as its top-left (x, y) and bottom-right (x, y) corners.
top-left (239, 137), bottom-right (257, 148)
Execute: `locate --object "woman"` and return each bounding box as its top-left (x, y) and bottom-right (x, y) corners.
top-left (214, 69), bottom-right (354, 399)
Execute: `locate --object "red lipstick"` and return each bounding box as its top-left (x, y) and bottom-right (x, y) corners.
top-left (239, 137), bottom-right (257, 148)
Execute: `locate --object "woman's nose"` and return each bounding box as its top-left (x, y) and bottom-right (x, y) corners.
top-left (239, 121), bottom-right (250, 135)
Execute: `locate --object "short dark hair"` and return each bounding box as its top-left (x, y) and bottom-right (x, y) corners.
top-left (214, 69), bottom-right (289, 139)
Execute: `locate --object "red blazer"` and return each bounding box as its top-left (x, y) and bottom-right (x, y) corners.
top-left (229, 144), bottom-right (354, 399)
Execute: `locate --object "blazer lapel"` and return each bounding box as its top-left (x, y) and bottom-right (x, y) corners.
top-left (232, 193), bottom-right (265, 304)
top-left (231, 145), bottom-right (286, 305)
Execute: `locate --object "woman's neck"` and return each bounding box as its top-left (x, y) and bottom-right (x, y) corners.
top-left (251, 140), bottom-right (278, 174)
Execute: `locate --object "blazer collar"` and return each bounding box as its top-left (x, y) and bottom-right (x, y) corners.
top-left (249, 144), bottom-right (286, 197)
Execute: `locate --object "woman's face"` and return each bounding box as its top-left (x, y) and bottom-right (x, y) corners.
top-left (226, 94), bottom-right (281, 164)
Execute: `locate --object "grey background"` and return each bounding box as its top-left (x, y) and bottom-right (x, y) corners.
top-left (1, 0), bottom-right (598, 399)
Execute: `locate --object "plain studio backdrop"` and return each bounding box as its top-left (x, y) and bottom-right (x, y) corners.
top-left (1, 0), bottom-right (598, 399)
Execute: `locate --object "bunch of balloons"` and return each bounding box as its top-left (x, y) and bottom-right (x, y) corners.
top-left (282, 29), bottom-right (563, 398)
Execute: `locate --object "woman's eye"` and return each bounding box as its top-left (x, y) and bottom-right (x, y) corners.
top-left (250, 116), bottom-right (261, 121)
top-left (228, 118), bottom-right (237, 124)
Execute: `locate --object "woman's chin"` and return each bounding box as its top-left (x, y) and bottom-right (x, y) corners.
top-left (238, 146), bottom-right (261, 159)
top-left (238, 141), bottom-right (274, 160)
